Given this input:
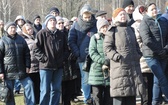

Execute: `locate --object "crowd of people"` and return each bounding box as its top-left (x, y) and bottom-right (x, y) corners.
top-left (1, 0), bottom-right (168, 105)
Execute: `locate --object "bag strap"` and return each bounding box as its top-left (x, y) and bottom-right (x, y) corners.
top-left (112, 27), bottom-right (116, 44)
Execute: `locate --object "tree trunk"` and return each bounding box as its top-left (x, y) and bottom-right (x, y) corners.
top-left (2, 0), bottom-right (7, 23)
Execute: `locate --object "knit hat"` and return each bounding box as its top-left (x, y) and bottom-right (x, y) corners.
top-left (44, 14), bottom-right (56, 27)
top-left (14, 15), bottom-right (26, 23)
top-left (96, 18), bottom-right (109, 31)
top-left (33, 15), bottom-right (41, 22)
top-left (122, 0), bottom-right (134, 8)
top-left (80, 4), bottom-right (92, 16)
top-left (4, 22), bottom-right (16, 31)
top-left (112, 8), bottom-right (125, 18)
top-left (95, 11), bottom-right (107, 17)
top-left (50, 7), bottom-right (60, 14)
top-left (56, 16), bottom-right (64, 23)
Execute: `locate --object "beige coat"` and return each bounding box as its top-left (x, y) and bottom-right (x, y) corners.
top-left (132, 6), bottom-right (152, 73)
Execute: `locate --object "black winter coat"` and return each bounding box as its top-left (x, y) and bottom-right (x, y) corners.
top-left (33, 28), bottom-right (68, 70)
top-left (0, 33), bottom-right (30, 80)
top-left (139, 15), bottom-right (168, 57)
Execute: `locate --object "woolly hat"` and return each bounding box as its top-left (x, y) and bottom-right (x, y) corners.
top-left (14, 15), bottom-right (26, 23)
top-left (80, 4), bottom-right (92, 16)
top-left (112, 8), bottom-right (125, 18)
top-left (56, 16), bottom-right (64, 23)
top-left (95, 10), bottom-right (107, 17)
top-left (122, 0), bottom-right (134, 8)
top-left (50, 7), bottom-right (60, 14)
top-left (4, 22), bottom-right (16, 32)
top-left (44, 14), bottom-right (56, 27)
top-left (96, 18), bottom-right (109, 31)
top-left (33, 15), bottom-right (41, 22)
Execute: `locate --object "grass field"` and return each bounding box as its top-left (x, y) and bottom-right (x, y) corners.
top-left (0, 93), bottom-right (86, 105)
top-left (0, 94), bottom-right (24, 105)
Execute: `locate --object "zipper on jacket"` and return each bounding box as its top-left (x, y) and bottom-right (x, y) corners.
top-left (155, 19), bottom-right (164, 48)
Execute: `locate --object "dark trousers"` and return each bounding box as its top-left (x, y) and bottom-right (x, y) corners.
top-left (29, 72), bottom-right (40, 104)
top-left (113, 96), bottom-right (136, 105)
top-left (142, 73), bottom-right (153, 105)
top-left (62, 79), bottom-right (76, 105)
top-left (92, 85), bottom-right (113, 105)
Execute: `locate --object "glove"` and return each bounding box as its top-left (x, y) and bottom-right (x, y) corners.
top-left (158, 49), bottom-right (167, 59)
top-left (102, 65), bottom-right (109, 71)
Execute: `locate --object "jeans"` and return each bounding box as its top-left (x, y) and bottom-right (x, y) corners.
top-left (14, 79), bottom-right (21, 92)
top-left (113, 96), bottom-right (136, 105)
top-left (5, 77), bottom-right (35, 105)
top-left (145, 57), bottom-right (168, 105)
top-left (39, 68), bottom-right (63, 105)
top-left (78, 62), bottom-right (91, 103)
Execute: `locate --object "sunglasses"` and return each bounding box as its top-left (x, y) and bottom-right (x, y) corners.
top-left (58, 22), bottom-right (64, 25)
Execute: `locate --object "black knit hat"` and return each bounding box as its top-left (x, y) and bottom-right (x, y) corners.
top-left (50, 7), bottom-right (60, 14)
top-left (95, 11), bottom-right (107, 17)
top-left (33, 15), bottom-right (41, 22)
top-left (122, 0), bottom-right (134, 8)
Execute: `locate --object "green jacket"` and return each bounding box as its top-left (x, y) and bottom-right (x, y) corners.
top-left (88, 33), bottom-right (110, 86)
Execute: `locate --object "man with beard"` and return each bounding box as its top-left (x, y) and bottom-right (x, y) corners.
top-left (68, 4), bottom-right (97, 104)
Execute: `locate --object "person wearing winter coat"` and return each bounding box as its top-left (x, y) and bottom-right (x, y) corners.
top-left (88, 18), bottom-right (113, 105)
top-left (139, 3), bottom-right (168, 105)
top-left (14, 15), bottom-right (26, 34)
top-left (32, 15), bottom-right (42, 34)
top-left (55, 16), bottom-right (79, 105)
top-left (132, 5), bottom-right (153, 105)
top-left (0, 22), bottom-right (35, 105)
top-left (33, 15), bottom-right (68, 105)
top-left (104, 8), bottom-right (143, 105)
top-left (68, 4), bottom-right (97, 104)
top-left (21, 23), bottom-right (40, 104)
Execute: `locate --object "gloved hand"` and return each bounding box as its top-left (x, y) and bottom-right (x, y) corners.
top-left (102, 65), bottom-right (109, 71)
top-left (158, 49), bottom-right (167, 59)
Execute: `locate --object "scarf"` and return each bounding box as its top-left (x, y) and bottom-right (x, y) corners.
top-left (77, 15), bottom-right (96, 32)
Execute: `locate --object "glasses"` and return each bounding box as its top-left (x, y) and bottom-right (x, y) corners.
top-left (58, 22), bottom-right (64, 25)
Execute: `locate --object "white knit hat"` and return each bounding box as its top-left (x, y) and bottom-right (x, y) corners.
top-left (96, 18), bottom-right (109, 31)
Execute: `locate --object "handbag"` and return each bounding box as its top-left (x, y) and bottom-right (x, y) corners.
top-left (0, 81), bottom-right (10, 102)
top-left (82, 54), bottom-right (92, 72)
